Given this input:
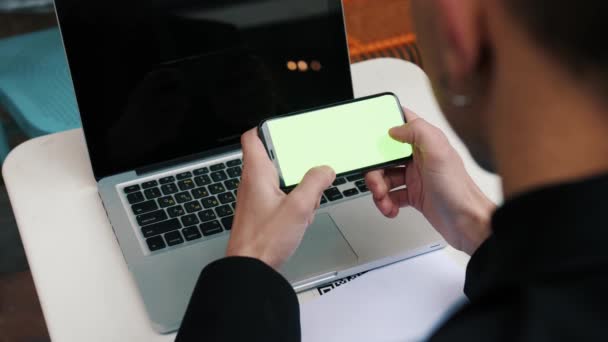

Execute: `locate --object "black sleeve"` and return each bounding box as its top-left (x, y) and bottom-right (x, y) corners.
top-left (176, 257), bottom-right (300, 342)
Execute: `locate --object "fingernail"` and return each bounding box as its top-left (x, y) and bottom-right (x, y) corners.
top-left (320, 165), bottom-right (336, 178)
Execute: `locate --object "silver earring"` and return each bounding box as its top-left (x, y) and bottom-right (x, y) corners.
top-left (450, 94), bottom-right (471, 107)
top-left (440, 75), bottom-right (473, 108)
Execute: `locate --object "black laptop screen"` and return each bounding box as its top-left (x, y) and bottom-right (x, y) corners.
top-left (55, 0), bottom-right (353, 180)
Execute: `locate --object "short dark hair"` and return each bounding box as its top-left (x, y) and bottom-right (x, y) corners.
top-left (508, 1), bottom-right (608, 78)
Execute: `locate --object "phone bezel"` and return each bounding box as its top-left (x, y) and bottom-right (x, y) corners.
top-left (258, 92), bottom-right (412, 190)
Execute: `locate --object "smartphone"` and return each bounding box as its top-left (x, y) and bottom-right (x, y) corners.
top-left (258, 93), bottom-right (413, 189)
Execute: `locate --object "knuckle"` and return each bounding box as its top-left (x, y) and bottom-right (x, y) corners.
top-left (308, 167), bottom-right (332, 185)
top-left (365, 170), bottom-right (381, 182)
top-left (409, 118), bottom-right (426, 131)
top-left (287, 193), bottom-right (313, 217)
top-left (240, 131), bottom-right (250, 146)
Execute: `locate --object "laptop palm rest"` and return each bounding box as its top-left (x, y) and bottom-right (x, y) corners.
top-left (280, 213), bottom-right (358, 289)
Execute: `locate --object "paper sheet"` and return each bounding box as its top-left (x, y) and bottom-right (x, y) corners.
top-left (300, 250), bottom-right (467, 342)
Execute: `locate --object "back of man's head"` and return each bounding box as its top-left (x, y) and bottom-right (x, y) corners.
top-left (508, 1), bottom-right (608, 88)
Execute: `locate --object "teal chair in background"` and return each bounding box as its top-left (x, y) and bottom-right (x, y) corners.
top-left (0, 28), bottom-right (81, 162)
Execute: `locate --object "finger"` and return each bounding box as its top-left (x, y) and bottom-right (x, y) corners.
top-left (374, 193), bottom-right (398, 218)
top-left (366, 168), bottom-right (406, 200)
top-left (389, 122), bottom-right (416, 144)
top-left (241, 128), bottom-right (272, 165)
top-left (372, 185), bottom-right (410, 218)
top-left (287, 166), bottom-right (336, 216)
top-left (372, 193), bottom-right (405, 218)
top-left (402, 106), bottom-right (420, 122)
top-left (389, 188), bottom-right (410, 208)
top-left (382, 167), bottom-right (407, 190)
top-left (366, 170), bottom-right (395, 217)
top-left (365, 170), bottom-right (388, 200)
top-left (384, 188), bottom-right (411, 218)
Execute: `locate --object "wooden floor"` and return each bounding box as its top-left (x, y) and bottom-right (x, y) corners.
top-left (0, 2), bottom-right (413, 340)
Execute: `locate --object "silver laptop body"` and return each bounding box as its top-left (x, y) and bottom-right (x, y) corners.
top-left (98, 150), bottom-right (444, 332)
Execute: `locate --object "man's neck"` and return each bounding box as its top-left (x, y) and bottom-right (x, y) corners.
top-left (487, 38), bottom-right (608, 199)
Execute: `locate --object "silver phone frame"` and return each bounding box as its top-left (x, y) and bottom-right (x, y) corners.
top-left (259, 122), bottom-right (287, 185)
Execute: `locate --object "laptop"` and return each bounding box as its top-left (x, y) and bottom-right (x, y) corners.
top-left (54, 0), bottom-right (445, 333)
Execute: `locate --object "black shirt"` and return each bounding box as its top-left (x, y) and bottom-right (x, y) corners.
top-left (177, 174), bottom-right (608, 341)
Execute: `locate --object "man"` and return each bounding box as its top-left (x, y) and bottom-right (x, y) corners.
top-left (177, 0), bottom-right (608, 340)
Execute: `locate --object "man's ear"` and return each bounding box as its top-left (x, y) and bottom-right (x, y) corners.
top-left (433, 0), bottom-right (484, 83)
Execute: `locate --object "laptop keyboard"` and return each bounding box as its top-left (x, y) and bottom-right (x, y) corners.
top-left (122, 158), bottom-right (370, 254)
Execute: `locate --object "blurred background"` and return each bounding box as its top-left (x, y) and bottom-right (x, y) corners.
top-left (0, 0), bottom-right (418, 340)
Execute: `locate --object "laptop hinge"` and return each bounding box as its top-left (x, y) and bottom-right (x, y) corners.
top-left (135, 143), bottom-right (241, 176)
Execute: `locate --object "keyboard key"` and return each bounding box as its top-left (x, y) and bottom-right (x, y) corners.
top-left (343, 188), bottom-right (359, 197)
top-left (215, 204), bottom-right (234, 217)
top-left (210, 163), bottom-right (226, 171)
top-left (184, 200), bottom-right (203, 213)
top-left (194, 175), bottom-right (212, 187)
top-left (201, 196), bottom-right (219, 209)
top-left (193, 167), bottom-right (209, 176)
top-left (182, 226), bottom-right (202, 241)
top-left (142, 180), bottom-right (158, 189)
top-left (175, 192), bottom-right (193, 203)
top-left (198, 209), bottom-right (216, 222)
top-left (178, 179), bottom-right (196, 191)
top-left (165, 231), bottom-right (184, 246)
top-left (226, 167), bottom-right (242, 179)
top-left (209, 183), bottom-right (226, 195)
top-left (200, 221), bottom-right (223, 236)
top-left (159, 176), bottom-right (175, 184)
top-left (137, 209), bottom-right (168, 226)
top-left (132, 200), bottom-right (158, 215)
top-left (357, 183), bottom-right (369, 193)
top-left (141, 218), bottom-right (181, 238)
top-left (226, 159), bottom-right (242, 167)
top-left (161, 183), bottom-right (179, 195)
top-left (346, 173), bottom-right (365, 182)
top-left (211, 171), bottom-right (228, 182)
top-left (320, 195), bottom-right (328, 205)
top-left (158, 196), bottom-right (176, 208)
top-left (231, 202), bottom-right (237, 210)
top-left (127, 191), bottom-right (145, 204)
top-left (221, 216), bottom-right (234, 230)
top-left (177, 172), bottom-right (193, 180)
top-left (124, 185), bottom-right (140, 194)
top-left (146, 236), bottom-right (166, 251)
top-left (355, 180), bottom-right (369, 193)
top-left (167, 205), bottom-right (185, 218)
top-left (218, 192), bottom-right (236, 204)
top-left (333, 177), bottom-right (347, 186)
top-left (324, 188), bottom-right (344, 202)
top-left (181, 214), bottom-right (199, 226)
top-left (224, 179), bottom-right (240, 190)
top-left (144, 188), bottom-right (162, 199)
top-left (191, 187), bottom-right (209, 199)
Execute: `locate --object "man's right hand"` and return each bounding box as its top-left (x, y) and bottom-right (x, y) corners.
top-left (366, 109), bottom-right (495, 255)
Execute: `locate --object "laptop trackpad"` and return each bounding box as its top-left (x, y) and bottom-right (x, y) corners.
top-left (280, 213), bottom-right (358, 286)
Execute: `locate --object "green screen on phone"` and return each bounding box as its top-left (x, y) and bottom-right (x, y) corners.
top-left (266, 94), bottom-right (413, 187)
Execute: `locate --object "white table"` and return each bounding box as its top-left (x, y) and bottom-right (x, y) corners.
top-left (3, 58), bottom-right (501, 341)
